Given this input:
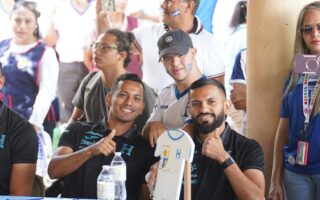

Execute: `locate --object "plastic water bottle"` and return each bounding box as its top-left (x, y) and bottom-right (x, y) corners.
top-left (97, 165), bottom-right (115, 200)
top-left (110, 152), bottom-right (127, 200)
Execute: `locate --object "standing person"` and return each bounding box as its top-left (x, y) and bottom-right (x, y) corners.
top-left (0, 0), bottom-right (59, 134)
top-left (223, 0), bottom-right (247, 134)
top-left (0, 62), bottom-right (38, 196)
top-left (269, 2), bottom-right (320, 200)
top-left (148, 78), bottom-right (265, 200)
top-left (48, 73), bottom-right (157, 199)
top-left (87, 0), bottom-right (142, 76)
top-left (142, 29), bottom-right (204, 147)
top-left (97, 0), bottom-right (225, 93)
top-left (70, 29), bottom-right (156, 134)
top-left (44, 0), bottom-right (95, 123)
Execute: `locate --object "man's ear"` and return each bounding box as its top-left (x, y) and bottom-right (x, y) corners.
top-left (224, 100), bottom-right (232, 113)
top-left (106, 93), bottom-right (112, 107)
top-left (118, 50), bottom-right (128, 62)
top-left (186, 0), bottom-right (195, 14)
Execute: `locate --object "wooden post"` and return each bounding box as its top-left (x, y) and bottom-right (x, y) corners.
top-left (183, 160), bottom-right (191, 200)
top-left (247, 0), bottom-right (314, 195)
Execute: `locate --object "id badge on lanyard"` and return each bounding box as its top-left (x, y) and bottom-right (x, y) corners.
top-left (296, 130), bottom-right (309, 166)
top-left (296, 75), bottom-right (320, 166)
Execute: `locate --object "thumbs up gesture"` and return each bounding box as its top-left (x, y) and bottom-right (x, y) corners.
top-left (90, 129), bottom-right (117, 156)
top-left (202, 129), bottom-right (229, 163)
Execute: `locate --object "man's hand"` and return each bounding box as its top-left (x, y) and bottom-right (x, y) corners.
top-left (90, 129), bottom-right (116, 156)
top-left (230, 83), bottom-right (247, 111)
top-left (146, 162), bottom-right (159, 193)
top-left (268, 182), bottom-right (284, 200)
top-left (202, 130), bottom-right (229, 163)
top-left (143, 122), bottom-right (167, 148)
top-left (95, 0), bottom-right (112, 35)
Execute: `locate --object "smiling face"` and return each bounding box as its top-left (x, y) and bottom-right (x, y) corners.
top-left (161, 48), bottom-right (195, 82)
top-left (11, 6), bottom-right (37, 45)
top-left (107, 80), bottom-right (145, 124)
top-left (189, 84), bottom-right (229, 134)
top-left (301, 9), bottom-right (320, 54)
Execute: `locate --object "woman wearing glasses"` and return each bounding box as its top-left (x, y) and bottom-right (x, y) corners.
top-left (70, 29), bottom-right (156, 134)
top-left (269, 2), bottom-right (320, 200)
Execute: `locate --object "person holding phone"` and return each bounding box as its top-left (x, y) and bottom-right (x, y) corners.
top-left (269, 2), bottom-right (320, 200)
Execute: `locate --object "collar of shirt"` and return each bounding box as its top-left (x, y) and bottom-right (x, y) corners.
top-left (193, 122), bottom-right (231, 146)
top-left (163, 16), bottom-right (204, 35)
top-left (92, 117), bottom-right (138, 140)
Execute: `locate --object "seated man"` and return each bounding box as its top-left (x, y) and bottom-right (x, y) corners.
top-left (148, 78), bottom-right (265, 200)
top-left (48, 73), bottom-right (157, 199)
top-left (0, 62), bottom-right (38, 195)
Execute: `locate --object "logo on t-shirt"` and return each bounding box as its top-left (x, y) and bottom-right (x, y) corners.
top-left (0, 134), bottom-right (6, 148)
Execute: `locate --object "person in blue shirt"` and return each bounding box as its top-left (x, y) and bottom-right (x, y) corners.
top-left (269, 1), bottom-right (320, 200)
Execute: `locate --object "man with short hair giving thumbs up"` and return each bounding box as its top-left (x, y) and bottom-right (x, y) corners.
top-left (48, 73), bottom-right (157, 199)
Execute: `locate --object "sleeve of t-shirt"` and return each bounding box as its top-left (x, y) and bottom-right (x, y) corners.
top-left (142, 83), bottom-right (157, 117)
top-left (58, 122), bottom-right (80, 150)
top-left (239, 140), bottom-right (264, 172)
top-left (12, 118), bottom-right (38, 163)
top-left (72, 72), bottom-right (97, 110)
top-left (280, 95), bottom-right (289, 118)
top-left (146, 96), bottom-right (163, 123)
top-left (230, 50), bottom-right (247, 85)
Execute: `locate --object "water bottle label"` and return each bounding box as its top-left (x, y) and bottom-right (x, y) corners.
top-left (97, 181), bottom-right (115, 200)
top-left (111, 165), bottom-right (126, 181)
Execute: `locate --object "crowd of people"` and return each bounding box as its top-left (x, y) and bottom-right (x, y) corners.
top-left (2, 0), bottom-right (320, 199)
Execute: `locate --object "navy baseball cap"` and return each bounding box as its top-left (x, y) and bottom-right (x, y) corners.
top-left (157, 29), bottom-right (193, 59)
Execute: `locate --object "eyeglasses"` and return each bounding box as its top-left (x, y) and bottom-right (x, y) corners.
top-left (300, 23), bottom-right (320, 35)
top-left (90, 42), bottom-right (118, 52)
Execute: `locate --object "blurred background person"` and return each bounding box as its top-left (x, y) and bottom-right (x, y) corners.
top-left (0, 0), bottom-right (59, 188)
top-left (223, 0), bottom-right (247, 134)
top-left (44, 0), bottom-right (96, 123)
top-left (230, 49), bottom-right (247, 135)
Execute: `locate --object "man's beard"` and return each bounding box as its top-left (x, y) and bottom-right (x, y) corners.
top-left (192, 111), bottom-right (225, 134)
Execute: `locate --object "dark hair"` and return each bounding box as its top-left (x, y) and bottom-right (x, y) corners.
top-left (110, 73), bottom-right (145, 95)
top-left (104, 29), bottom-right (133, 68)
top-left (230, 1), bottom-right (247, 29)
top-left (0, 62), bottom-right (2, 75)
top-left (12, 0), bottom-right (41, 39)
top-left (190, 78), bottom-right (226, 97)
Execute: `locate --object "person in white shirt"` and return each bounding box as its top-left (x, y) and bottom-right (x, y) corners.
top-left (44, 0), bottom-right (96, 123)
top-left (142, 29), bottom-right (204, 147)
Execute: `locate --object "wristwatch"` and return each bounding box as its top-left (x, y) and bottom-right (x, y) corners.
top-left (221, 156), bottom-right (235, 170)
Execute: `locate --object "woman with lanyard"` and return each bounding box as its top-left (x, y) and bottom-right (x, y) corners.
top-left (269, 1), bottom-right (320, 200)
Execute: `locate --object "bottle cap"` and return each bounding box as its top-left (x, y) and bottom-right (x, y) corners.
top-left (115, 152), bottom-right (121, 156)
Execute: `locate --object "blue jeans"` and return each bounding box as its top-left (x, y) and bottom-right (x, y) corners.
top-left (283, 169), bottom-right (320, 200)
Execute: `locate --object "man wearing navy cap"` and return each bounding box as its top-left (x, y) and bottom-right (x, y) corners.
top-left (142, 29), bottom-right (204, 147)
